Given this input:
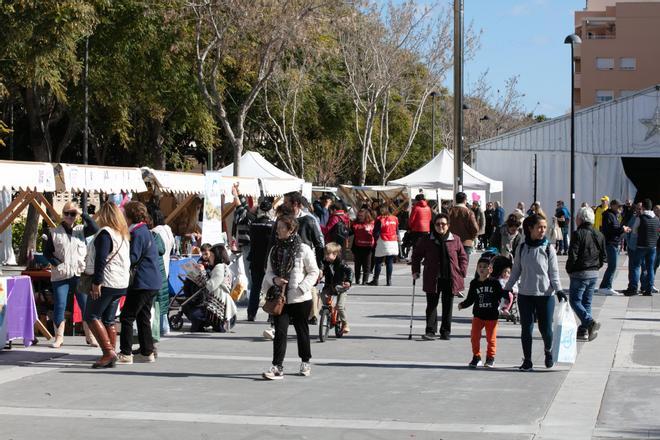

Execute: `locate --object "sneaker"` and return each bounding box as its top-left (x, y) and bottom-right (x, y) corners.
top-left (117, 353), bottom-right (133, 365)
top-left (598, 288), bottom-right (618, 296)
top-left (652, 287), bottom-right (659, 294)
top-left (484, 357), bottom-right (495, 368)
top-left (263, 328), bottom-right (275, 340)
top-left (468, 355), bottom-right (482, 368)
top-left (367, 279), bottom-right (379, 286)
top-left (577, 328), bottom-right (589, 341)
top-left (544, 349), bottom-right (554, 369)
top-left (518, 359), bottom-right (533, 372)
top-left (134, 353), bottom-right (156, 363)
top-left (421, 333), bottom-right (436, 341)
top-left (262, 365), bottom-right (284, 380)
top-left (587, 321), bottom-right (600, 341)
top-left (299, 362), bottom-right (311, 377)
top-left (342, 323), bottom-right (350, 334)
top-left (439, 332), bottom-right (451, 341)
top-left (623, 289), bottom-right (639, 297)
top-left (641, 290), bottom-right (652, 297)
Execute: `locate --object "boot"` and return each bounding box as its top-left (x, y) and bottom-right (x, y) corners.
top-left (87, 320), bottom-right (117, 369)
top-left (83, 321), bottom-right (99, 347)
top-left (51, 322), bottom-right (65, 348)
top-left (367, 278), bottom-right (379, 286)
top-left (105, 323), bottom-right (117, 352)
top-left (386, 276), bottom-right (392, 287)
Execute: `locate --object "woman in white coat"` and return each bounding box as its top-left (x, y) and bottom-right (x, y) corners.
top-left (261, 215), bottom-right (320, 380)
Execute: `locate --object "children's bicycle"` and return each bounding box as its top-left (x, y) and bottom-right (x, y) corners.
top-left (318, 285), bottom-right (347, 342)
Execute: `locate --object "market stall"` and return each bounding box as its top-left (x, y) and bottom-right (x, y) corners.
top-left (338, 184), bottom-right (409, 215)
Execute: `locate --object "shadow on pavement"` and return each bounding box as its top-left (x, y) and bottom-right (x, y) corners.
top-left (59, 370), bottom-right (262, 381)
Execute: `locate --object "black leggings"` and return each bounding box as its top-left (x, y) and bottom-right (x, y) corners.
top-left (272, 300), bottom-right (313, 367)
top-left (352, 247), bottom-right (372, 283)
top-left (518, 295), bottom-right (555, 361)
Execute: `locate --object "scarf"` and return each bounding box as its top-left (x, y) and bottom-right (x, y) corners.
top-left (270, 234), bottom-right (302, 279)
top-left (524, 236), bottom-right (548, 247)
top-left (431, 230), bottom-right (451, 280)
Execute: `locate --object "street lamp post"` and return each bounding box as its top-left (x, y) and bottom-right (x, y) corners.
top-left (564, 33), bottom-right (581, 235)
top-left (453, 0), bottom-right (464, 194)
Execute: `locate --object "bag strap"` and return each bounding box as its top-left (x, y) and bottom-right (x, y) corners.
top-left (106, 238), bottom-right (124, 265)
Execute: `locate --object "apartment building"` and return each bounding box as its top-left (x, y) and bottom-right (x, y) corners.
top-left (573, 0), bottom-right (660, 108)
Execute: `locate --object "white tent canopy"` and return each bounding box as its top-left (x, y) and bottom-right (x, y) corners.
top-left (56, 163), bottom-right (147, 194)
top-left (219, 151), bottom-right (308, 198)
top-left (142, 168), bottom-right (205, 196)
top-left (0, 160), bottom-right (56, 192)
top-left (471, 85), bottom-right (660, 213)
top-left (389, 149), bottom-right (503, 195)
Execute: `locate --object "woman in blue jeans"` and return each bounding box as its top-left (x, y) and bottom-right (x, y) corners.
top-left (83, 202), bottom-right (131, 368)
top-left (44, 201), bottom-right (99, 348)
top-left (566, 207), bottom-right (606, 341)
top-left (505, 214), bottom-right (567, 371)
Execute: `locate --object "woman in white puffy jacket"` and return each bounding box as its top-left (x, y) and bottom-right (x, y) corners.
top-left (261, 215), bottom-right (320, 380)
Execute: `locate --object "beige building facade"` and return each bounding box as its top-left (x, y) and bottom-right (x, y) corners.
top-left (573, 0), bottom-right (660, 108)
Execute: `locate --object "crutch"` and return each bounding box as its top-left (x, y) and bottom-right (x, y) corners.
top-left (408, 278), bottom-right (417, 340)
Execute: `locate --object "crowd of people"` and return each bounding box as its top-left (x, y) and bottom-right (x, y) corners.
top-left (43, 186), bottom-right (659, 377)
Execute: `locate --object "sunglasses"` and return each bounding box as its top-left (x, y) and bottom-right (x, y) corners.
top-left (63, 211), bottom-right (78, 217)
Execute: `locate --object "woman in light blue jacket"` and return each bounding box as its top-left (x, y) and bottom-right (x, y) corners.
top-left (505, 214), bottom-right (567, 372)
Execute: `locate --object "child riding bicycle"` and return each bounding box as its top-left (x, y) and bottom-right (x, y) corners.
top-left (321, 242), bottom-right (353, 333)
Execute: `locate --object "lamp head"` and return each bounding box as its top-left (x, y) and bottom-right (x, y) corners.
top-left (564, 34), bottom-right (582, 45)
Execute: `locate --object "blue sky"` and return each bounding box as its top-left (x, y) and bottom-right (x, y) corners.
top-left (458, 0), bottom-right (584, 117)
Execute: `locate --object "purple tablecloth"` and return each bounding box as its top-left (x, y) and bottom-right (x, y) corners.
top-left (6, 275), bottom-right (37, 347)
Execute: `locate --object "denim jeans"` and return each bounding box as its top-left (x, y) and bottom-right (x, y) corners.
top-left (599, 244), bottom-right (619, 290)
top-left (518, 295), bottom-right (555, 362)
top-left (560, 226), bottom-right (569, 253)
top-left (84, 286), bottom-right (125, 325)
top-left (373, 256), bottom-right (394, 282)
top-left (629, 247), bottom-right (657, 292)
top-left (569, 277), bottom-right (596, 330)
top-left (51, 276), bottom-right (87, 326)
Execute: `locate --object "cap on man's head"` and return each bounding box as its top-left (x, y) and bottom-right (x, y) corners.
top-left (601, 195), bottom-right (610, 202)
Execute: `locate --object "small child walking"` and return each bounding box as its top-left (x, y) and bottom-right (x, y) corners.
top-left (458, 255), bottom-right (508, 368)
top-left (321, 242), bottom-right (353, 333)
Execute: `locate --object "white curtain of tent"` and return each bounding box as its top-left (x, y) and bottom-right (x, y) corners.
top-left (0, 189), bottom-right (16, 265)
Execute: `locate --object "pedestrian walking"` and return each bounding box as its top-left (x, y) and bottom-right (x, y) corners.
top-left (594, 196), bottom-right (609, 232)
top-left (472, 200), bottom-right (485, 250)
top-left (504, 214), bottom-right (566, 371)
top-left (411, 213), bottom-right (468, 341)
top-left (493, 201), bottom-right (506, 227)
top-left (247, 200), bottom-right (274, 321)
top-left (350, 208), bottom-right (375, 285)
top-left (149, 205), bottom-right (175, 337)
top-left (483, 202), bottom-right (495, 249)
top-left (566, 207), bottom-right (606, 341)
top-left (598, 200), bottom-right (630, 295)
top-left (44, 201), bottom-right (99, 348)
top-left (83, 202), bottom-right (130, 368)
top-left (554, 200), bottom-right (570, 255)
top-left (448, 192), bottom-right (479, 257)
top-left (626, 199), bottom-right (659, 296)
top-left (261, 215), bottom-right (320, 380)
top-left (408, 194), bottom-right (433, 247)
top-left (118, 201), bottom-right (162, 364)
top-left (368, 206), bottom-right (399, 287)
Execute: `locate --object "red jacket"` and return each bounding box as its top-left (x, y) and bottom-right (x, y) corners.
top-left (352, 221), bottom-right (375, 248)
top-left (377, 215), bottom-right (399, 242)
top-left (411, 232), bottom-right (468, 295)
top-left (323, 211), bottom-right (351, 243)
top-left (409, 200), bottom-right (432, 233)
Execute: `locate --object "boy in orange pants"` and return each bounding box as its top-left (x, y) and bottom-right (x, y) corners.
top-left (458, 256), bottom-right (508, 368)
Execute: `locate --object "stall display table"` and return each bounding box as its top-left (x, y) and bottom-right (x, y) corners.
top-left (168, 257), bottom-right (197, 296)
top-left (5, 275), bottom-right (39, 347)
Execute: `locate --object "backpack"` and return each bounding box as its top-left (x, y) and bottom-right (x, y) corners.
top-left (331, 217), bottom-right (350, 248)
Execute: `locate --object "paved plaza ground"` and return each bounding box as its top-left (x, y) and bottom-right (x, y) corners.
top-left (1, 252), bottom-right (659, 439)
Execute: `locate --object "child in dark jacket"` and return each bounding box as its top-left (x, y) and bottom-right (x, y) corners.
top-left (321, 242), bottom-right (354, 333)
top-left (458, 256), bottom-right (508, 368)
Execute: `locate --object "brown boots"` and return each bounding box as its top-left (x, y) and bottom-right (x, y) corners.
top-left (87, 320), bottom-right (117, 369)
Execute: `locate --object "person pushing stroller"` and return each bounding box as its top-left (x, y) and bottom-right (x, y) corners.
top-left (321, 242), bottom-right (353, 333)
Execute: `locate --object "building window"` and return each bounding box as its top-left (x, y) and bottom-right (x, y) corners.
top-left (620, 90), bottom-right (635, 98)
top-left (596, 58), bottom-right (615, 70)
top-left (596, 90), bottom-right (614, 103)
top-left (620, 57), bottom-right (636, 70)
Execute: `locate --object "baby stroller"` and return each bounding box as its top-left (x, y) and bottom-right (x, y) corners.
top-left (168, 271), bottom-right (232, 332)
top-left (499, 291), bottom-right (519, 324)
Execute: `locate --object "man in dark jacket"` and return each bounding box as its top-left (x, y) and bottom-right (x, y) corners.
top-left (247, 200), bottom-right (274, 321)
top-left (627, 199), bottom-right (660, 296)
top-left (492, 201), bottom-right (506, 227)
top-left (598, 200), bottom-right (630, 295)
top-left (283, 191), bottom-right (325, 266)
top-left (566, 207), bottom-right (607, 341)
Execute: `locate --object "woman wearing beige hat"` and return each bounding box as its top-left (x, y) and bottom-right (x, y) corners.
top-left (44, 201), bottom-right (99, 348)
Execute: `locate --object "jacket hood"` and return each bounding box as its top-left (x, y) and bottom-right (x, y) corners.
top-left (416, 200), bottom-right (429, 208)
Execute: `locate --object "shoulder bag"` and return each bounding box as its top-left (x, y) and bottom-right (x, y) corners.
top-left (262, 281), bottom-right (286, 316)
top-left (78, 238), bottom-right (125, 295)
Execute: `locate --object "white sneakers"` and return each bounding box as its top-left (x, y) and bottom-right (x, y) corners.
top-left (117, 353), bottom-right (133, 364)
top-left (262, 365), bottom-right (284, 380)
top-left (263, 328), bottom-right (275, 340)
top-left (262, 363), bottom-right (311, 380)
top-left (598, 288), bottom-right (622, 296)
top-left (134, 353), bottom-right (156, 363)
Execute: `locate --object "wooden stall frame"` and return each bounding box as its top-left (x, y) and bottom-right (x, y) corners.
top-left (0, 190), bottom-right (60, 235)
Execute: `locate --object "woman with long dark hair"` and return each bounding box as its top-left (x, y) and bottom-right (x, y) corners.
top-left (504, 214), bottom-right (567, 371)
top-left (261, 215), bottom-right (320, 380)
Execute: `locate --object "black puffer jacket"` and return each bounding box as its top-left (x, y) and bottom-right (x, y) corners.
top-left (566, 224), bottom-right (607, 274)
top-left (601, 208), bottom-right (626, 245)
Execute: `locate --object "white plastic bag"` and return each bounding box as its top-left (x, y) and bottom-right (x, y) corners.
top-left (552, 301), bottom-right (577, 364)
top-left (227, 254), bottom-right (248, 304)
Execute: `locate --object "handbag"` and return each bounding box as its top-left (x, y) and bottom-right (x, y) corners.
top-left (262, 284), bottom-right (286, 316)
top-left (78, 238), bottom-right (125, 295)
